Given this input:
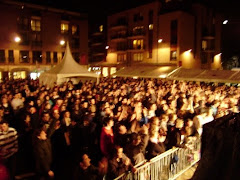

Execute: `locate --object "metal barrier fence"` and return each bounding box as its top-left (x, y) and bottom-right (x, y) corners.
top-left (114, 137), bottom-right (201, 180)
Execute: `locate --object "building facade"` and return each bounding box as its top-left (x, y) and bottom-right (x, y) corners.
top-left (104, 0), bottom-right (222, 76)
top-left (0, 0), bottom-right (88, 80)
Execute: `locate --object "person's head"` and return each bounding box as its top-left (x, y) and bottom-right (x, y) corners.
top-left (176, 119), bottom-right (184, 129)
top-left (118, 125), bottom-right (127, 135)
top-left (132, 133), bottom-right (141, 146)
top-left (0, 121), bottom-right (9, 132)
top-left (42, 112), bottom-right (50, 122)
top-left (80, 153), bottom-right (91, 169)
top-left (114, 146), bottom-right (123, 159)
top-left (36, 129), bottom-right (47, 140)
top-left (104, 117), bottom-right (114, 127)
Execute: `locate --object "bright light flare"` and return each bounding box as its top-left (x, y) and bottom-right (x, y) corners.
top-left (60, 40), bottom-right (65, 45)
top-left (223, 20), bottom-right (228, 24)
top-left (14, 36), bottom-right (21, 43)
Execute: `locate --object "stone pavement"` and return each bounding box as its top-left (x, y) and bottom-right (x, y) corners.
top-left (176, 163), bottom-right (198, 180)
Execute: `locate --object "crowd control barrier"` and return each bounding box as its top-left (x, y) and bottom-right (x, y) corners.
top-left (114, 137), bottom-right (201, 180)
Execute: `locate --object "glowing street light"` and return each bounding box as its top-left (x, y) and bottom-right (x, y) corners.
top-left (60, 40), bottom-right (65, 45)
top-left (158, 39), bottom-right (163, 43)
top-left (14, 36), bottom-right (21, 43)
top-left (223, 20), bottom-right (228, 25)
top-left (105, 45), bottom-right (109, 49)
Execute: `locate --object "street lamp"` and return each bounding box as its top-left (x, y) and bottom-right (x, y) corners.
top-left (14, 36), bottom-right (21, 43)
top-left (223, 20), bottom-right (228, 25)
top-left (60, 40), bottom-right (65, 45)
top-left (105, 45), bottom-right (109, 49)
top-left (158, 39), bottom-right (163, 43)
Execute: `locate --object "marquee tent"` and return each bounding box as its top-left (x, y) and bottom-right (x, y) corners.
top-left (167, 67), bottom-right (240, 84)
top-left (112, 65), bottom-right (177, 78)
top-left (39, 42), bottom-right (98, 87)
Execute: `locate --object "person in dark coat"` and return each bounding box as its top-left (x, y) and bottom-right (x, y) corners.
top-left (125, 126), bottom-right (149, 165)
top-left (73, 153), bottom-right (104, 180)
top-left (32, 117), bottom-right (57, 179)
top-left (146, 130), bottom-right (166, 160)
top-left (33, 128), bottom-right (54, 179)
top-left (107, 146), bottom-right (135, 180)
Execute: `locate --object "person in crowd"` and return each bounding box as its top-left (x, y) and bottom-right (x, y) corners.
top-left (125, 125), bottom-right (149, 165)
top-left (146, 129), bottom-right (166, 160)
top-left (73, 153), bottom-right (105, 180)
top-left (107, 146), bottom-right (135, 180)
top-left (100, 117), bottom-right (114, 158)
top-left (0, 121), bottom-right (18, 180)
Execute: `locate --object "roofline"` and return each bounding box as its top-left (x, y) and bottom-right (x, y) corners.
top-left (0, 0), bottom-right (88, 18)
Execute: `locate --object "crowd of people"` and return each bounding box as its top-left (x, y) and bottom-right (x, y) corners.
top-left (0, 77), bottom-right (239, 180)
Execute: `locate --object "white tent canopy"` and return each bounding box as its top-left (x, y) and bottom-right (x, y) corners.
top-left (167, 67), bottom-right (240, 84)
top-left (112, 65), bottom-right (177, 78)
top-left (39, 42), bottom-right (98, 87)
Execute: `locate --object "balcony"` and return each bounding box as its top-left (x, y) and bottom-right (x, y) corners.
top-left (110, 34), bottom-right (127, 42)
top-left (202, 29), bottom-right (215, 40)
top-left (127, 31), bottom-right (146, 39)
top-left (110, 22), bottom-right (128, 30)
top-left (127, 45), bottom-right (145, 52)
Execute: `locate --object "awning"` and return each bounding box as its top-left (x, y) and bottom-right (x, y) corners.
top-left (112, 65), bottom-right (178, 78)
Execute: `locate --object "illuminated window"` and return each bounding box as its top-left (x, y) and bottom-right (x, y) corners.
top-left (0, 50), bottom-right (5, 63)
top-left (61, 22), bottom-right (69, 34)
top-left (202, 40), bottom-right (207, 50)
top-left (31, 17), bottom-right (41, 31)
top-left (170, 50), bottom-right (177, 61)
top-left (20, 51), bottom-right (29, 63)
top-left (72, 25), bottom-right (79, 35)
top-left (102, 67), bottom-right (108, 77)
top-left (99, 25), bottom-right (103, 32)
top-left (149, 24), bottom-right (153, 30)
top-left (117, 54), bottom-right (126, 62)
top-left (133, 39), bottom-right (144, 49)
top-left (133, 53), bottom-right (143, 61)
top-left (13, 71), bottom-right (26, 79)
top-left (110, 67), bottom-right (116, 75)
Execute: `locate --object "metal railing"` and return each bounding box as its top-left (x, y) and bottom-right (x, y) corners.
top-left (114, 138), bottom-right (201, 180)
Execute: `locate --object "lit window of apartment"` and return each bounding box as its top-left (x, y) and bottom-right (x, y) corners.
top-left (170, 50), bottom-right (177, 61)
top-left (133, 53), bottom-right (143, 61)
top-left (149, 24), bottom-right (153, 30)
top-left (31, 17), bottom-right (41, 31)
top-left (99, 25), bottom-right (103, 32)
top-left (46, 51), bottom-right (51, 64)
top-left (117, 54), bottom-right (126, 62)
top-left (72, 24), bottom-right (79, 35)
top-left (0, 50), bottom-right (5, 63)
top-left (53, 52), bottom-right (58, 63)
top-left (61, 21), bottom-right (69, 34)
top-left (33, 51), bottom-right (42, 63)
top-left (133, 39), bottom-right (144, 49)
top-left (202, 40), bottom-right (207, 50)
top-left (20, 51), bottom-right (29, 63)
top-left (8, 50), bottom-right (14, 63)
